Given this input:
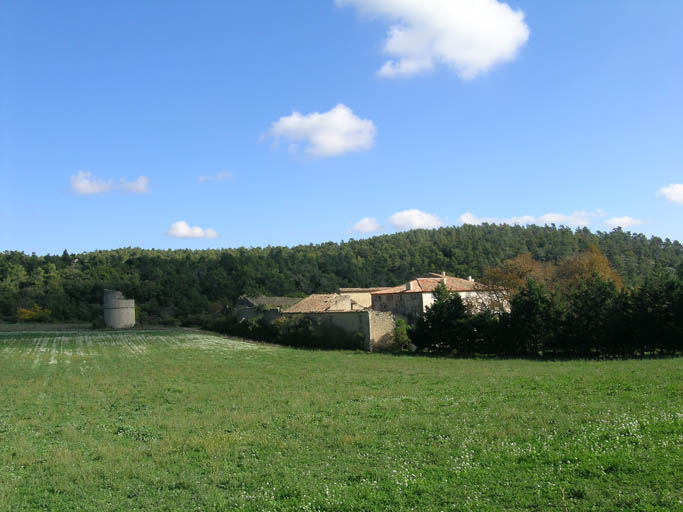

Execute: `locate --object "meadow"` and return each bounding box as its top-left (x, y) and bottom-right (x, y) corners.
top-left (0, 330), bottom-right (680, 511)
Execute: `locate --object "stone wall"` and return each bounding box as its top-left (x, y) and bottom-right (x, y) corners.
top-left (368, 310), bottom-right (398, 351)
top-left (373, 290), bottom-right (501, 317)
top-left (285, 310), bottom-right (397, 351)
top-left (459, 290), bottom-right (507, 313)
top-left (340, 291), bottom-right (373, 309)
top-left (311, 311), bottom-right (372, 350)
top-left (372, 292), bottom-right (424, 319)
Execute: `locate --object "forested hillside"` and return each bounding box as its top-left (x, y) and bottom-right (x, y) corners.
top-left (2, 225), bottom-right (682, 323)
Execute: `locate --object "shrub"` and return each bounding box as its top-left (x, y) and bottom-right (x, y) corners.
top-left (16, 304), bottom-right (52, 323)
top-left (393, 318), bottom-right (410, 348)
top-left (274, 315), bottom-right (364, 350)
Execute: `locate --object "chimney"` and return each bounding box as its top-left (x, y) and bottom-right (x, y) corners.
top-left (442, 271), bottom-right (446, 277)
top-left (406, 281), bottom-right (414, 291)
top-left (468, 276), bottom-right (473, 282)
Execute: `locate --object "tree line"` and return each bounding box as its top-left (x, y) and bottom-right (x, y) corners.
top-left (413, 249), bottom-right (683, 358)
top-left (1, 225), bottom-right (682, 326)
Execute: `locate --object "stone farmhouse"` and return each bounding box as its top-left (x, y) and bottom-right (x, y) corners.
top-left (371, 272), bottom-right (494, 320)
top-left (255, 272), bottom-right (495, 350)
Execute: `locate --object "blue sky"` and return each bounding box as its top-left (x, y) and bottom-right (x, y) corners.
top-left (2, 0), bottom-right (682, 255)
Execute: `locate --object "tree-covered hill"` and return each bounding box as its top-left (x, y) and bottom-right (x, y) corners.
top-left (2, 225), bottom-right (682, 323)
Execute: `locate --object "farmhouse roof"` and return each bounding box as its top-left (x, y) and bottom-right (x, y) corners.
top-left (371, 275), bottom-right (485, 295)
top-left (282, 293), bottom-right (363, 313)
top-left (338, 287), bottom-right (392, 293)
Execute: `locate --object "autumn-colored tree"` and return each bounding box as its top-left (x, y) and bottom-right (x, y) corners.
top-left (554, 244), bottom-right (622, 290)
top-left (483, 246), bottom-right (622, 299)
top-left (481, 253), bottom-right (554, 306)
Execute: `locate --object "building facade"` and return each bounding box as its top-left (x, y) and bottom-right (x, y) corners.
top-left (370, 272), bottom-right (494, 319)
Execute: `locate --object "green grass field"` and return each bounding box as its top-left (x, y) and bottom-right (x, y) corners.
top-left (0, 330), bottom-right (681, 511)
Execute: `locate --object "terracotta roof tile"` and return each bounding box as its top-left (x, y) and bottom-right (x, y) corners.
top-left (282, 294), bottom-right (363, 313)
top-left (371, 275), bottom-right (486, 295)
top-left (338, 287), bottom-right (392, 293)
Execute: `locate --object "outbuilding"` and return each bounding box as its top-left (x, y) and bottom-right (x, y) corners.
top-left (103, 289), bottom-right (135, 328)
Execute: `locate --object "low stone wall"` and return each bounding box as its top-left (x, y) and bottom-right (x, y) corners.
top-left (308, 311), bottom-right (371, 350)
top-left (285, 310), bottom-right (396, 351)
top-left (368, 310), bottom-right (398, 351)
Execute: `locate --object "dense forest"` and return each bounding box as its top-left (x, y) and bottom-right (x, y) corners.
top-left (2, 224), bottom-right (683, 324)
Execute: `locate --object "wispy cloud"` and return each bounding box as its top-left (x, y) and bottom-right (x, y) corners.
top-left (459, 212), bottom-right (535, 226)
top-left (166, 221), bottom-right (218, 239)
top-left (121, 176), bottom-right (149, 193)
top-left (337, 0), bottom-right (529, 79)
top-left (460, 210), bottom-right (606, 228)
top-left (197, 171), bottom-right (233, 183)
top-left (390, 209), bottom-right (443, 230)
top-left (353, 217), bottom-right (382, 233)
top-left (605, 216), bottom-right (644, 229)
top-left (70, 171), bottom-right (149, 195)
top-left (658, 183), bottom-right (683, 204)
top-left (268, 104), bottom-right (376, 157)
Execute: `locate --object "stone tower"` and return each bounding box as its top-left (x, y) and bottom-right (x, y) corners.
top-left (103, 289), bottom-right (135, 328)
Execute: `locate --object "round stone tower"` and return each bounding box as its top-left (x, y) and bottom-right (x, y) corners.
top-left (103, 289), bottom-right (135, 328)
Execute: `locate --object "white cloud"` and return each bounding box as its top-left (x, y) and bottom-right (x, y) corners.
top-left (198, 171), bottom-right (233, 183)
top-left (390, 209), bottom-right (443, 230)
top-left (70, 171), bottom-right (149, 195)
top-left (460, 210), bottom-right (603, 227)
top-left (167, 221), bottom-right (218, 239)
top-left (537, 211), bottom-right (592, 227)
top-left (605, 216), bottom-right (643, 229)
top-left (268, 104), bottom-right (376, 157)
top-left (658, 183), bottom-right (683, 204)
top-left (353, 217), bottom-right (382, 233)
top-left (459, 212), bottom-right (535, 225)
top-left (70, 171), bottom-right (113, 195)
top-left (336, 0), bottom-right (530, 79)
top-left (121, 176), bottom-right (150, 193)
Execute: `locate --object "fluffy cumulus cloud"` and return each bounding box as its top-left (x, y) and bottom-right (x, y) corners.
top-left (268, 104), bottom-right (376, 157)
top-left (390, 209), bottom-right (443, 230)
top-left (353, 217), bottom-right (382, 233)
top-left (167, 221), bottom-right (218, 239)
top-left (658, 183), bottom-right (683, 204)
top-left (605, 216), bottom-right (644, 229)
top-left (198, 171), bottom-right (233, 183)
top-left (70, 171), bottom-right (149, 195)
top-left (336, 0), bottom-right (530, 79)
top-left (460, 210), bottom-right (606, 228)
